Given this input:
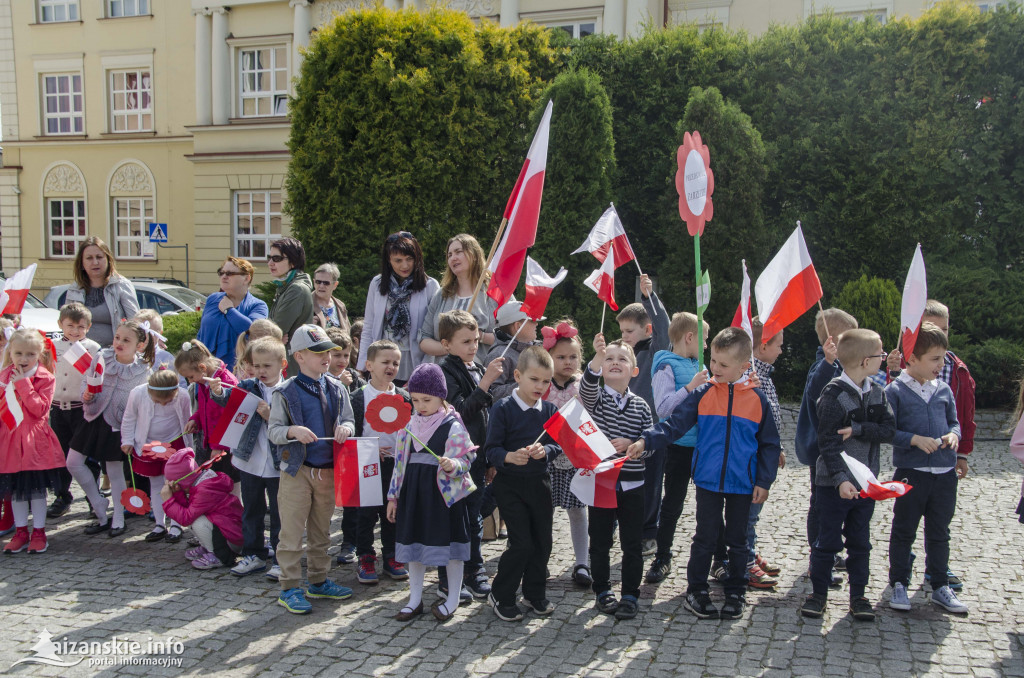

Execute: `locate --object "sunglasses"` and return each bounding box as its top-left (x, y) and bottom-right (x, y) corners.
top-left (314, 279), bottom-right (334, 286)
top-left (267, 254), bottom-right (286, 263)
top-left (386, 231), bottom-right (413, 243)
top-left (217, 269), bottom-right (247, 277)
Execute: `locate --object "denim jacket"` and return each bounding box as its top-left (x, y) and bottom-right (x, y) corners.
top-left (268, 374), bottom-right (355, 477)
top-left (211, 378), bottom-right (280, 468)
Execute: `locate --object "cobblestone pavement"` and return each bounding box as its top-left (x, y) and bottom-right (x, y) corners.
top-left (1, 413), bottom-right (1022, 677)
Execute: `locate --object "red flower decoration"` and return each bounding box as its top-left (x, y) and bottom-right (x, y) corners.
top-left (675, 131), bottom-right (715, 236)
top-left (141, 441), bottom-right (174, 461)
top-left (121, 488), bottom-right (151, 516)
top-left (365, 393), bottom-right (412, 434)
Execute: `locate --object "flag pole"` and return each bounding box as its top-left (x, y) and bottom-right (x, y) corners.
top-left (611, 201), bottom-right (655, 317)
top-left (599, 302), bottom-right (607, 336)
top-left (816, 299), bottom-right (831, 340)
top-left (468, 216), bottom-right (509, 313)
top-left (499, 320), bottom-right (527, 359)
top-left (695, 232), bottom-right (705, 370)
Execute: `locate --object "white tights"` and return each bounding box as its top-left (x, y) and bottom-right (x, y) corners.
top-left (66, 450), bottom-right (127, 529)
top-left (146, 476), bottom-right (180, 531)
top-left (12, 492), bottom-right (47, 529)
top-left (567, 506), bottom-right (589, 567)
top-left (404, 560), bottom-right (464, 615)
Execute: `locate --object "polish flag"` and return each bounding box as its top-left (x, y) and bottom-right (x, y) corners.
top-left (754, 225), bottom-right (823, 343)
top-left (520, 257), bottom-right (567, 321)
top-left (209, 387), bottom-right (261, 450)
top-left (0, 264), bottom-right (38, 315)
top-left (0, 381), bottom-right (23, 431)
top-left (731, 259), bottom-right (754, 342)
top-left (900, 244), bottom-right (928, 358)
top-left (62, 341), bottom-right (94, 375)
top-left (543, 398), bottom-right (618, 471)
top-left (584, 247), bottom-right (618, 311)
top-left (841, 452), bottom-right (913, 501)
top-left (486, 100), bottom-right (553, 312)
top-left (85, 358), bottom-right (105, 395)
top-left (334, 437), bottom-right (384, 507)
top-left (570, 455), bottom-right (627, 508)
top-left (572, 205), bottom-right (637, 266)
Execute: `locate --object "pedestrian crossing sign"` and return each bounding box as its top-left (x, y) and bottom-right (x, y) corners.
top-left (148, 223), bottom-right (168, 243)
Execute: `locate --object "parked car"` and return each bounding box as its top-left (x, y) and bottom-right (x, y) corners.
top-left (45, 281), bottom-right (207, 316)
top-left (3, 291), bottom-right (62, 339)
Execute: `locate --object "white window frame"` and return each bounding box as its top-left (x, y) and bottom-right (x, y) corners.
top-left (46, 198), bottom-right (87, 259)
top-left (803, 0), bottom-right (893, 19)
top-left (234, 42), bottom-right (290, 118)
top-left (233, 190), bottom-right (283, 259)
top-left (670, 3), bottom-right (731, 30)
top-left (108, 69), bottom-right (153, 132)
top-left (522, 8), bottom-right (603, 38)
top-left (38, 0), bottom-right (79, 23)
top-left (111, 196), bottom-right (155, 259)
top-left (108, 0), bottom-right (149, 17)
top-left (41, 73), bottom-right (84, 135)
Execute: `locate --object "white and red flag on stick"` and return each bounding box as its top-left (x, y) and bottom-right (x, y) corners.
top-left (0, 264), bottom-right (38, 315)
top-left (209, 387), bottom-right (261, 449)
top-left (486, 100), bottom-right (553, 311)
top-left (841, 452), bottom-right (913, 501)
top-left (520, 256), bottom-right (567, 321)
top-left (755, 225), bottom-right (823, 343)
top-left (0, 381), bottom-right (23, 431)
top-left (62, 341), bottom-right (94, 375)
top-left (543, 398), bottom-right (618, 471)
top-left (572, 205), bottom-right (637, 266)
top-left (731, 259), bottom-right (754, 342)
top-left (571, 455), bottom-right (627, 508)
top-left (583, 247), bottom-right (619, 312)
top-left (900, 244), bottom-right (928, 358)
top-left (85, 358), bottom-right (105, 395)
top-left (334, 438), bottom-right (383, 507)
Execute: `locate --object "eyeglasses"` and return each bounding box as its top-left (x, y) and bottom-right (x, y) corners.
top-left (866, 352), bottom-right (888, 361)
top-left (386, 231), bottom-right (413, 243)
top-left (314, 279), bottom-right (334, 286)
top-left (267, 254), bottom-right (286, 263)
top-left (217, 269), bottom-right (247, 277)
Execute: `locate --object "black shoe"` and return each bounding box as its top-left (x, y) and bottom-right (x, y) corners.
top-left (850, 596), bottom-right (875, 621)
top-left (488, 593), bottom-right (523, 621)
top-left (834, 554), bottom-right (847, 571)
top-left (84, 521), bottom-right (110, 535)
top-left (615, 595), bottom-right (639, 620)
top-left (596, 590), bottom-right (619, 614)
top-left (684, 591), bottom-right (719, 619)
top-left (523, 598), bottom-right (554, 616)
top-left (645, 556), bottom-right (671, 584)
top-left (165, 529), bottom-right (182, 544)
top-left (573, 564), bottom-right (593, 588)
top-left (720, 593), bottom-right (745, 619)
top-left (144, 528), bottom-right (167, 543)
top-left (801, 593), bottom-right (827, 618)
top-left (47, 495), bottom-right (72, 519)
top-left (108, 526), bottom-right (126, 538)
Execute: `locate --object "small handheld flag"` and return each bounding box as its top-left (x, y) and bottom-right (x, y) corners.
top-left (841, 452), bottom-right (913, 501)
top-left (334, 438), bottom-right (384, 507)
top-left (209, 387), bottom-right (261, 450)
top-left (62, 341), bottom-right (94, 375)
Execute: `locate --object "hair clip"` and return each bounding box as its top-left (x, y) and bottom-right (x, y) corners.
top-left (140, 321), bottom-right (167, 344)
top-left (148, 384), bottom-right (179, 391)
top-left (181, 341), bottom-right (193, 352)
top-left (541, 322), bottom-right (579, 350)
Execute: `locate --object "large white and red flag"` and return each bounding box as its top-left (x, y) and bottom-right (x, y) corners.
top-left (571, 455), bottom-right (627, 508)
top-left (209, 387), bottom-right (262, 449)
top-left (85, 357), bottom-right (105, 395)
top-left (62, 341), bottom-right (94, 375)
top-left (583, 247), bottom-right (618, 311)
top-left (900, 244), bottom-right (928, 358)
top-left (731, 259), bottom-right (753, 343)
top-left (0, 264), bottom-right (38, 315)
top-left (841, 452), bottom-right (913, 501)
top-left (754, 225), bottom-right (823, 343)
top-left (334, 438), bottom-right (384, 507)
top-left (0, 381), bottom-right (23, 431)
top-left (486, 100), bottom-right (553, 312)
top-left (572, 205), bottom-right (637, 266)
top-left (543, 398), bottom-right (617, 471)
top-left (520, 256), bottom-right (567, 321)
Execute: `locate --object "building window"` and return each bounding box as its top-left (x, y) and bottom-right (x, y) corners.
top-left (834, 9), bottom-right (887, 22)
top-left (109, 70), bottom-right (152, 132)
top-left (42, 74), bottom-right (84, 135)
top-left (548, 21), bottom-right (597, 39)
top-left (238, 46), bottom-right (288, 117)
top-left (109, 0), bottom-right (148, 17)
top-left (112, 197), bottom-right (155, 259)
top-left (47, 199), bottom-right (87, 258)
top-left (234, 190), bottom-right (282, 259)
top-left (39, 0), bottom-right (79, 22)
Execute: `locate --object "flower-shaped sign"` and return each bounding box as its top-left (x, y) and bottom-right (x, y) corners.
top-left (675, 131), bottom-right (714, 236)
top-left (122, 488), bottom-right (151, 516)
top-left (141, 441), bottom-right (174, 461)
top-left (366, 393), bottom-right (412, 434)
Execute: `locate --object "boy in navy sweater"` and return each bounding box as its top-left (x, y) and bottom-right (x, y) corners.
top-left (485, 347), bottom-right (561, 622)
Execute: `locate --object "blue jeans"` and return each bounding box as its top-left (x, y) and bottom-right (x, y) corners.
top-left (745, 501), bottom-right (764, 564)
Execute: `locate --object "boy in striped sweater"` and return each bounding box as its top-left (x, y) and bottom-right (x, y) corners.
top-left (581, 334), bottom-right (654, 620)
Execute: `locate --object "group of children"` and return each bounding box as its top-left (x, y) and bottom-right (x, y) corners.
top-left (0, 279), bottom-right (986, 624)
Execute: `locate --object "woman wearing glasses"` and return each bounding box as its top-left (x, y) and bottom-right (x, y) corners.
top-left (196, 256), bottom-right (269, 369)
top-left (310, 263), bottom-right (351, 334)
top-left (356, 231), bottom-right (440, 385)
top-left (266, 237), bottom-right (315, 376)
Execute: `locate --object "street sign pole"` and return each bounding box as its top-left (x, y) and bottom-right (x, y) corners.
top-left (148, 223), bottom-right (189, 289)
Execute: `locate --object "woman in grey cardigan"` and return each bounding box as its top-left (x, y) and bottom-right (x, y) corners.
top-left (267, 237), bottom-right (314, 376)
top-left (64, 237), bottom-right (140, 346)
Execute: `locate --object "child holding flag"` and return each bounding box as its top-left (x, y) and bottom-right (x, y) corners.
top-left (269, 324), bottom-right (355, 614)
top-left (581, 334), bottom-right (654, 620)
top-left (386, 363), bottom-right (477, 622)
top-left (176, 340), bottom-right (240, 483)
top-left (485, 300), bottom-right (538, 400)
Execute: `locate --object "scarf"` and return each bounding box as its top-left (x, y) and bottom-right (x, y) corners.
top-left (383, 274), bottom-right (414, 342)
top-left (409, 404), bottom-right (455, 452)
top-left (272, 269), bottom-right (297, 288)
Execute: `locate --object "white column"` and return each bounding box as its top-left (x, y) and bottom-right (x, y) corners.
top-left (624, 0), bottom-right (645, 37)
top-left (500, 0), bottom-right (519, 27)
top-left (290, 0), bottom-right (312, 76)
top-left (604, 0), bottom-right (625, 39)
top-left (211, 6), bottom-right (230, 125)
top-left (194, 9), bottom-right (212, 126)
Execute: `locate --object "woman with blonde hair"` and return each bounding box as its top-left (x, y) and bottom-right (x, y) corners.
top-left (197, 256), bottom-right (269, 368)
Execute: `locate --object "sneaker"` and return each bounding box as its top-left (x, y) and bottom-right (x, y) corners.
top-left (357, 554), bottom-right (378, 584)
top-left (191, 552), bottom-right (224, 570)
top-left (231, 555), bottom-right (268, 576)
top-left (931, 585), bottom-right (968, 614)
top-left (335, 543), bottom-right (357, 565)
top-left (615, 595), bottom-right (639, 620)
top-left (523, 598), bottom-right (554, 616)
top-left (307, 579), bottom-right (353, 600)
top-left (641, 539), bottom-right (657, 556)
top-left (596, 590), bottom-right (619, 614)
top-left (4, 527), bottom-right (30, 554)
top-left (265, 564), bottom-right (281, 581)
top-left (488, 592), bottom-right (524, 621)
top-left (801, 593), bottom-right (827, 618)
top-left (747, 563), bottom-right (778, 589)
top-left (27, 528), bottom-right (48, 554)
top-left (278, 587), bottom-right (312, 614)
top-left (755, 553), bottom-right (781, 576)
top-left (47, 495), bottom-right (72, 519)
top-left (265, 538), bottom-right (275, 559)
top-left (889, 582), bottom-right (911, 611)
top-left (850, 596), bottom-right (876, 621)
top-left (710, 561), bottom-right (728, 583)
top-left (187, 536), bottom-right (201, 547)
top-left (829, 569), bottom-right (843, 588)
top-left (383, 557), bottom-right (409, 580)
top-left (834, 554), bottom-right (847, 571)
top-left (573, 564), bottom-right (594, 588)
top-left (185, 545), bottom-right (210, 560)
top-left (465, 573), bottom-right (492, 599)
top-left (684, 591), bottom-right (719, 619)
top-left (437, 582), bottom-right (473, 606)
top-left (645, 556), bottom-right (671, 584)
top-left (924, 569), bottom-right (964, 592)
top-left (720, 593), bottom-right (745, 620)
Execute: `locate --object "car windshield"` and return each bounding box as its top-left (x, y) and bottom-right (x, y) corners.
top-left (161, 286), bottom-right (206, 308)
top-left (24, 293), bottom-right (47, 309)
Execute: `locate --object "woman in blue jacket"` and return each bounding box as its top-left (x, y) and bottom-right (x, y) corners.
top-left (197, 256), bottom-right (268, 369)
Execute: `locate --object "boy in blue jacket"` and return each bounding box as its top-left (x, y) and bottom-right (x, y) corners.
top-left (628, 327), bottom-right (781, 620)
